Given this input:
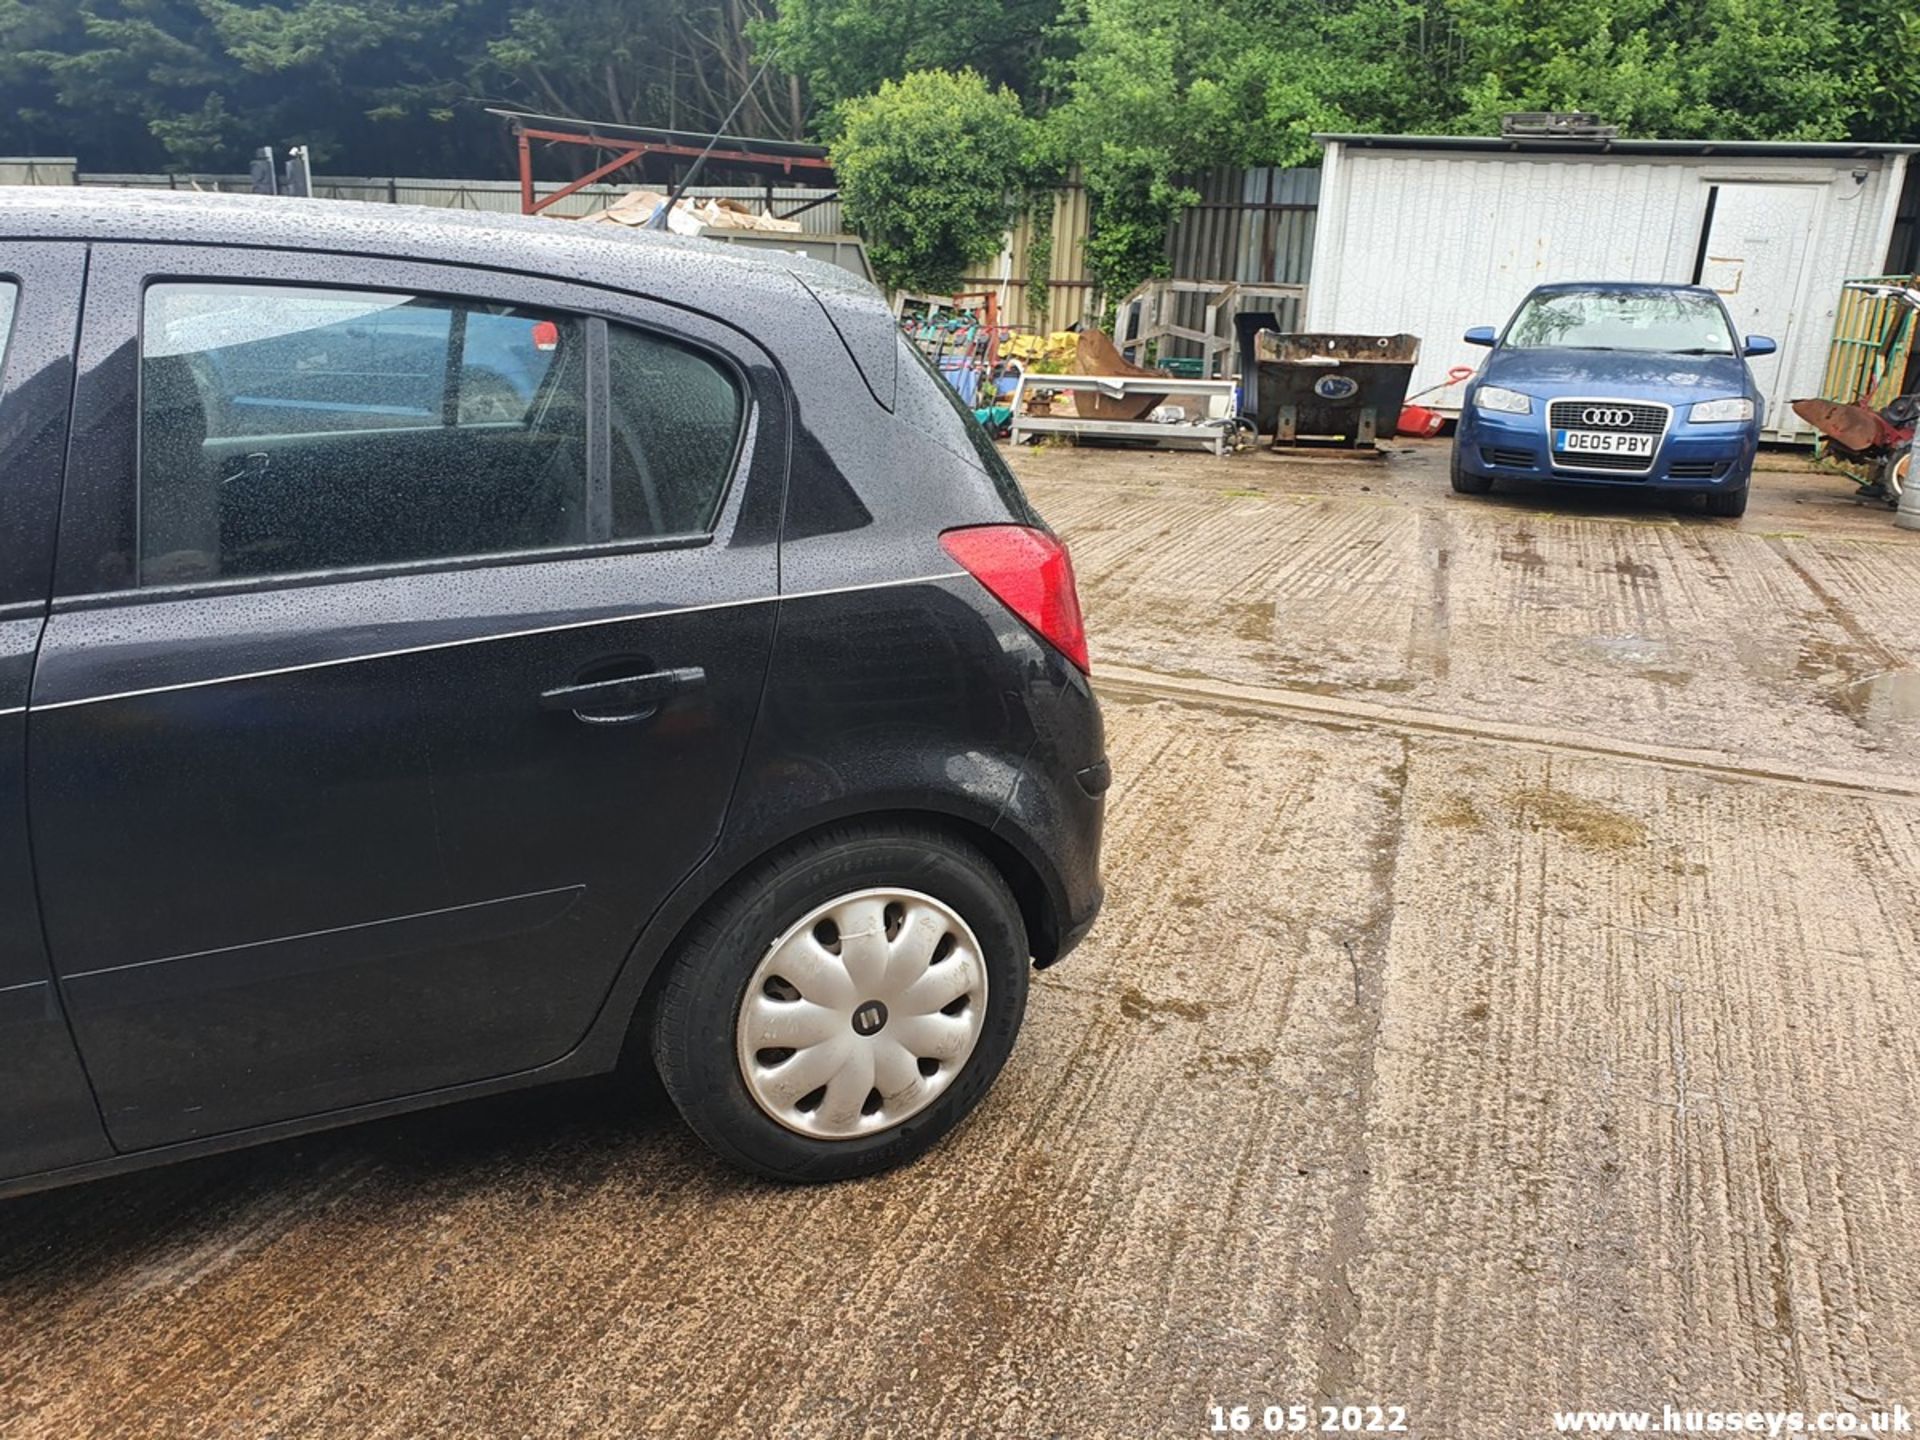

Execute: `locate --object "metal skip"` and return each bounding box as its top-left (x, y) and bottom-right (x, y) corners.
top-left (1248, 331), bottom-right (1421, 449)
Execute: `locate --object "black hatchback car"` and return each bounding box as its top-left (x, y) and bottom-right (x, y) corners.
top-left (0, 190), bottom-right (1104, 1195)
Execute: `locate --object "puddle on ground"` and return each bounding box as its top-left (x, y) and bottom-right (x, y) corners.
top-left (1836, 669), bottom-right (1920, 739)
top-left (1581, 634), bottom-right (1673, 667)
top-left (1790, 635), bottom-right (1877, 687)
top-left (1500, 529), bottom-right (1548, 573)
top-left (1118, 985), bottom-right (1211, 1023)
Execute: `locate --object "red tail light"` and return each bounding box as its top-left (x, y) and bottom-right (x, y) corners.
top-left (941, 525), bottom-right (1090, 673)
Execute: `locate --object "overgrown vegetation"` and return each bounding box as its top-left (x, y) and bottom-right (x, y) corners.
top-left (0, 0), bottom-right (1907, 305)
top-left (1023, 196), bottom-right (1053, 324)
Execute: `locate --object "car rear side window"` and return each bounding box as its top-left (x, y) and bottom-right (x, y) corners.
top-left (138, 282), bottom-right (743, 588)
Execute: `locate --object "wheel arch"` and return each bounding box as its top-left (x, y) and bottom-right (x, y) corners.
top-left (612, 806), bottom-right (1059, 1071)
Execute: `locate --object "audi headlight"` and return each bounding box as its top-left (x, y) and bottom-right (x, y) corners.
top-left (1689, 397), bottom-right (1754, 424)
top-left (1474, 385), bottom-right (1532, 416)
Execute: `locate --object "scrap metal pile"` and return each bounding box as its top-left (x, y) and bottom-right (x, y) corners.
top-left (578, 189), bottom-right (804, 235)
top-left (1794, 282), bottom-right (1920, 502)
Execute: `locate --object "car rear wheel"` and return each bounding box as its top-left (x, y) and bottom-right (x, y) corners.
top-left (1704, 485), bottom-right (1749, 518)
top-left (1450, 445), bottom-right (1493, 494)
top-left (650, 823), bottom-right (1030, 1181)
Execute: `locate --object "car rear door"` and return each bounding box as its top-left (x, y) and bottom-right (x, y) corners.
top-left (0, 242), bottom-right (113, 1180)
top-left (30, 243), bottom-right (785, 1151)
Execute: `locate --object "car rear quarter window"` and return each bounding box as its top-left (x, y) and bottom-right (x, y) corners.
top-left (136, 282), bottom-right (742, 588)
top-left (606, 324), bottom-right (744, 539)
top-left (0, 282), bottom-right (16, 373)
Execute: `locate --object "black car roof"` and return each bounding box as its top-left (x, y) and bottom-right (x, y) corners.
top-left (0, 187), bottom-right (900, 407)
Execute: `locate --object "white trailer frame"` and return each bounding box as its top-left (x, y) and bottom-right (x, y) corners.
top-left (1008, 373), bottom-right (1239, 456)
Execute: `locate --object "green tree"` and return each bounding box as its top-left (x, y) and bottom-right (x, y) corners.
top-left (0, 0), bottom-right (1902, 224)
top-left (830, 68), bottom-right (1034, 293)
top-left (0, 0), bottom-right (498, 170)
top-left (484, 0), bottom-right (802, 138)
top-left (1844, 0), bottom-right (1920, 142)
top-left (0, 0), bottom-right (250, 168)
top-left (756, 0), bottom-right (1065, 127)
top-left (0, 0), bottom-right (804, 171)
top-left (199, 0), bottom-right (513, 169)
top-left (1443, 0), bottom-right (1855, 139)
top-left (1043, 0), bottom-right (1342, 309)
top-left (1042, 0), bottom-right (1871, 310)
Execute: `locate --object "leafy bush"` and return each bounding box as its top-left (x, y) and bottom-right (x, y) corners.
top-left (830, 69), bottom-right (1034, 294)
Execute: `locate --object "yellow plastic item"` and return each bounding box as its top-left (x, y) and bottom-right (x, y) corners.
top-left (1001, 331), bottom-right (1079, 369)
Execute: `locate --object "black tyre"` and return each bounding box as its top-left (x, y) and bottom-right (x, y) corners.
top-left (1704, 485), bottom-right (1749, 518)
top-left (650, 823), bottom-right (1030, 1182)
top-left (1450, 444), bottom-right (1493, 494)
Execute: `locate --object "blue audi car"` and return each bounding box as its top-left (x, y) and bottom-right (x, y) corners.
top-left (1450, 282), bottom-right (1774, 517)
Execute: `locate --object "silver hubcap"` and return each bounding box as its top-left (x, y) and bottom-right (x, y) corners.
top-left (735, 887), bottom-right (989, 1140)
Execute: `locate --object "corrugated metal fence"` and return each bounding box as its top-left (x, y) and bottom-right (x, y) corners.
top-left (1166, 167), bottom-right (1319, 343)
top-left (995, 183), bottom-right (1096, 334)
top-left (4, 159), bottom-right (1317, 330)
top-left (0, 157), bottom-right (79, 186)
top-left (979, 168), bottom-right (1319, 334)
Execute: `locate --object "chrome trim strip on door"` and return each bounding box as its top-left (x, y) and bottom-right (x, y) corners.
top-left (63, 883), bottom-right (585, 984)
top-left (33, 571), bottom-right (972, 713)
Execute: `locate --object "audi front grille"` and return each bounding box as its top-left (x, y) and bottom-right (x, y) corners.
top-left (1546, 398), bottom-right (1672, 476)
top-left (1546, 401), bottom-right (1669, 435)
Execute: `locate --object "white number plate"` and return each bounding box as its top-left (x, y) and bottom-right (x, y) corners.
top-left (1555, 429), bottom-right (1654, 457)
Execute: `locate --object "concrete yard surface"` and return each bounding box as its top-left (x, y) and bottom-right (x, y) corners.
top-left (3, 440), bottom-right (1918, 1438)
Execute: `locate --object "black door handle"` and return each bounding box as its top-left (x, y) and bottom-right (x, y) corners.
top-left (540, 666), bottom-right (706, 725)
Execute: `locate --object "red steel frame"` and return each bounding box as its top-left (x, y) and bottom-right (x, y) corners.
top-left (513, 124), bottom-right (836, 216)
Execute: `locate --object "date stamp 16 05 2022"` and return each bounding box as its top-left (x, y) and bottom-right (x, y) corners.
top-left (1207, 1403), bottom-right (1411, 1434)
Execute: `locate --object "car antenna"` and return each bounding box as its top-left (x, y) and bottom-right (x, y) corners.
top-left (648, 53), bottom-right (779, 231)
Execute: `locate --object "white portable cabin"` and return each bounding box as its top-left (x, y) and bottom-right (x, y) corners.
top-left (1304, 133), bottom-right (1920, 441)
